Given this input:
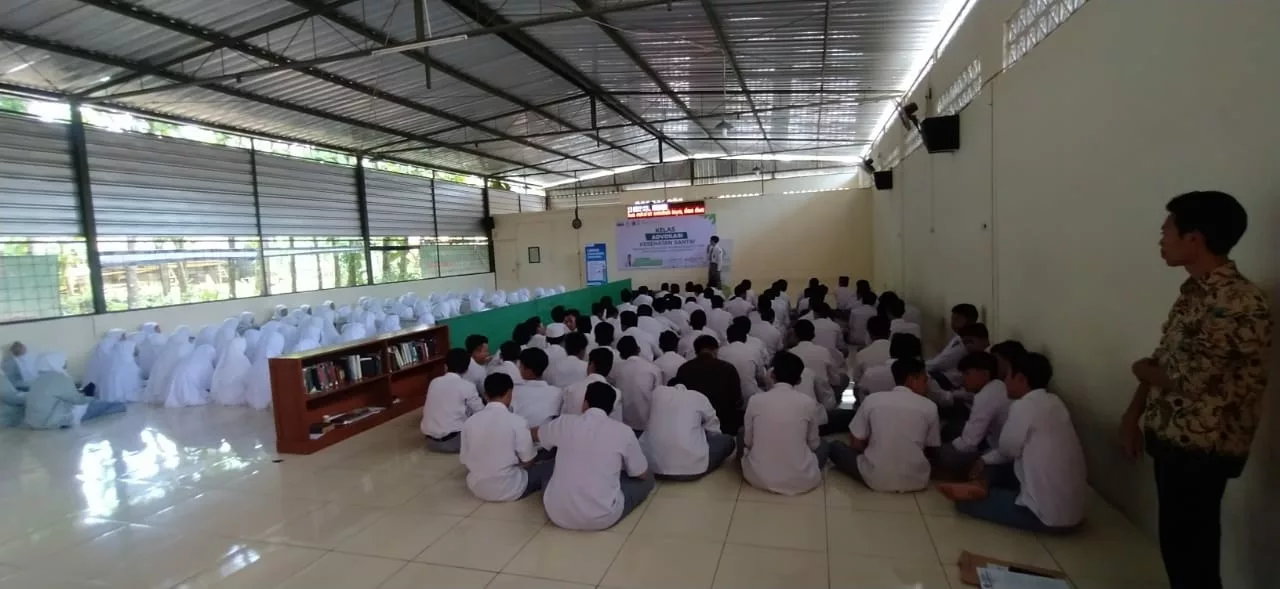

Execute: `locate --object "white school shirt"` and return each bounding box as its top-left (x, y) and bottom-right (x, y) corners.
top-left (562, 373), bottom-right (623, 421)
top-left (750, 319), bottom-right (783, 354)
top-left (678, 328), bottom-right (722, 359)
top-left (926, 335), bottom-right (966, 375)
top-left (719, 341), bottom-right (765, 399)
top-left (849, 386), bottom-right (941, 492)
top-left (707, 309), bottom-right (734, 340)
top-left (771, 298), bottom-right (791, 328)
top-left (487, 360), bottom-right (524, 385)
top-left (621, 327), bottom-right (659, 361)
top-left (545, 344), bottom-right (568, 364)
top-left (707, 244), bottom-right (725, 265)
top-left (613, 355), bottom-right (663, 430)
top-left (540, 409), bottom-right (649, 530)
top-left (952, 380), bottom-right (1011, 454)
top-left (890, 318), bottom-right (922, 339)
top-left (725, 297), bottom-right (752, 318)
top-left (464, 359), bottom-right (488, 394)
top-left (617, 302), bottom-right (637, 314)
top-left (813, 317), bottom-right (846, 360)
top-left (857, 359), bottom-right (896, 398)
top-left (512, 379), bottom-right (564, 428)
top-left (421, 372), bottom-right (485, 437)
top-left (982, 389), bottom-right (1087, 527)
top-left (662, 309), bottom-right (690, 334)
top-left (853, 339), bottom-right (891, 381)
top-left (654, 351), bottom-right (685, 385)
top-left (641, 384), bottom-right (721, 476)
top-left (789, 341), bottom-right (842, 400)
top-left (745, 335), bottom-right (771, 368)
top-left (683, 301), bottom-right (701, 315)
top-left (544, 355), bottom-right (588, 388)
top-left (460, 402), bottom-right (536, 502)
top-left (835, 287), bottom-right (857, 311)
top-left (849, 305), bottom-right (877, 346)
top-left (741, 383), bottom-right (823, 496)
top-left (636, 315), bottom-right (669, 339)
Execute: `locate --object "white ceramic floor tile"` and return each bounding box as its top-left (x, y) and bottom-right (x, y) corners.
top-left (600, 535), bottom-right (724, 589)
top-left (712, 543), bottom-right (829, 589)
top-left (1038, 519), bottom-right (1167, 583)
top-left (502, 527), bottom-right (628, 584)
top-left (253, 502), bottom-right (385, 549)
top-left (826, 508), bottom-right (938, 564)
top-left (406, 478), bottom-right (484, 517)
top-left (924, 514), bottom-right (1060, 570)
top-left (377, 562), bottom-right (495, 589)
top-left (172, 542), bottom-right (328, 589)
top-left (654, 467), bottom-right (742, 501)
top-left (486, 573), bottom-right (597, 589)
top-left (727, 501), bottom-right (827, 552)
top-left (415, 518), bottom-right (543, 571)
top-left (333, 511), bottom-right (463, 560)
top-left (631, 496), bottom-right (735, 541)
top-left (915, 486), bottom-right (958, 516)
top-left (470, 495), bottom-right (551, 523)
top-left (738, 481), bottom-right (826, 506)
top-left (276, 551), bottom-right (406, 589)
top-left (0, 570), bottom-right (111, 589)
top-left (0, 515), bottom-right (124, 564)
top-left (829, 555), bottom-right (953, 589)
top-left (825, 476), bottom-right (921, 513)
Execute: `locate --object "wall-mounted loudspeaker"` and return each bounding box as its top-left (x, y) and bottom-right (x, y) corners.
top-left (874, 170), bottom-right (894, 190)
top-left (921, 114), bottom-right (960, 153)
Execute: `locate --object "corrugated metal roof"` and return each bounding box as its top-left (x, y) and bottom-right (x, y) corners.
top-left (0, 0), bottom-right (954, 181)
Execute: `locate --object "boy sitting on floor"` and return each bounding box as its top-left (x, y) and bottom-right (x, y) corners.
top-left (829, 357), bottom-right (940, 493)
top-left (422, 348), bottom-right (484, 453)
top-left (460, 374), bottom-right (554, 502)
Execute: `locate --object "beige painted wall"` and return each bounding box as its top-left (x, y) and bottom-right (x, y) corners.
top-left (870, 1), bottom-right (1280, 586)
top-left (0, 273), bottom-right (495, 377)
top-left (494, 189), bottom-right (873, 302)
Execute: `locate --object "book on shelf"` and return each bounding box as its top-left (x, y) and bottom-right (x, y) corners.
top-left (390, 337), bottom-right (438, 370)
top-left (303, 353), bottom-right (383, 394)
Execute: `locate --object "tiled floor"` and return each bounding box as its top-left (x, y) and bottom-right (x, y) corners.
top-left (0, 404), bottom-right (1169, 589)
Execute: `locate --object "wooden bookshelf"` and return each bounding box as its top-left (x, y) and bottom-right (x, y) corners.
top-left (269, 324), bottom-right (449, 454)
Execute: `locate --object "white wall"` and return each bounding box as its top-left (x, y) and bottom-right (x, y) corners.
top-left (494, 189), bottom-right (873, 302)
top-left (870, 1), bottom-right (1280, 586)
top-left (0, 273), bottom-right (495, 377)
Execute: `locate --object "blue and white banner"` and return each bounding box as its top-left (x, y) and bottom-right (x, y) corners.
top-left (584, 242), bottom-right (608, 286)
top-left (615, 214), bottom-right (717, 270)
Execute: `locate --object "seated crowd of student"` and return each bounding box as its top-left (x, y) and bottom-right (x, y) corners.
top-left (420, 279), bottom-right (1088, 535)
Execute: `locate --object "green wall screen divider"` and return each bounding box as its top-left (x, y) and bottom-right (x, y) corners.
top-left (440, 279), bottom-right (632, 350)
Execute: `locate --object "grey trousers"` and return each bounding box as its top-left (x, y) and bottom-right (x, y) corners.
top-left (518, 459), bottom-right (556, 499)
top-left (615, 474), bottom-right (655, 526)
top-left (657, 432), bottom-right (736, 482)
top-left (829, 440), bottom-right (863, 482)
top-left (425, 433), bottom-right (461, 454)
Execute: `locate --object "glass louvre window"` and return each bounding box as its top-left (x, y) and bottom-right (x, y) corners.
top-left (263, 236), bottom-right (366, 295)
top-left (98, 236), bottom-right (262, 311)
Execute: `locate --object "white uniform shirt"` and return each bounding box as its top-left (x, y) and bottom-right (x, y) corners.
top-left (622, 326), bottom-right (659, 361)
top-left (789, 341), bottom-right (842, 400)
top-left (707, 309), bottom-right (734, 340)
top-left (745, 335), bottom-right (771, 368)
top-left (641, 385), bottom-right (721, 476)
top-left (544, 355), bottom-right (588, 388)
top-left (487, 359), bottom-right (524, 384)
top-left (835, 287), bottom-right (857, 311)
top-left (662, 309), bottom-right (690, 334)
top-left (464, 359), bottom-right (488, 394)
top-left (613, 356), bottom-right (663, 430)
top-left (926, 335), bottom-right (966, 375)
top-left (952, 380), bottom-right (1011, 454)
top-left (707, 244), bottom-right (725, 265)
top-left (750, 320), bottom-right (783, 354)
top-left (562, 373), bottom-right (622, 421)
top-left (545, 344), bottom-right (568, 364)
top-left (540, 409), bottom-right (649, 530)
top-left (718, 341), bottom-right (765, 399)
top-left (636, 316), bottom-right (668, 339)
top-left (421, 372), bottom-right (484, 437)
top-left (857, 359), bottom-right (896, 398)
top-left (683, 301), bottom-right (701, 315)
top-left (813, 317), bottom-right (846, 361)
top-left (983, 389), bottom-right (1086, 527)
top-left (617, 302), bottom-right (637, 314)
top-left (460, 403), bottom-right (536, 502)
top-left (512, 379), bottom-right (564, 428)
top-left (890, 318), bottom-right (922, 339)
top-left (850, 386), bottom-right (940, 492)
top-left (654, 351), bottom-right (685, 385)
top-left (853, 339), bottom-right (891, 381)
top-left (849, 305), bottom-right (877, 346)
top-left (741, 383), bottom-right (823, 495)
top-left (679, 328), bottom-right (722, 359)
top-left (725, 297), bottom-right (752, 318)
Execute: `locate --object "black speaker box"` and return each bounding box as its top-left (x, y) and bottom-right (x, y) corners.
top-left (874, 170), bottom-right (893, 190)
top-left (481, 216), bottom-right (496, 231)
top-left (921, 114), bottom-right (960, 152)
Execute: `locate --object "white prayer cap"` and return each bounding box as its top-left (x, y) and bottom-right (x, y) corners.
top-left (545, 323), bottom-right (568, 338)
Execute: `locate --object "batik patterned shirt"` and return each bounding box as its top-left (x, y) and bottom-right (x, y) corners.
top-left (1146, 262), bottom-right (1271, 457)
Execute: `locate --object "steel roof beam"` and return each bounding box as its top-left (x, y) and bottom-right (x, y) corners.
top-left (815, 0), bottom-right (831, 144)
top-left (0, 28), bottom-right (567, 176)
top-left (570, 0), bottom-right (729, 155)
top-left (437, 0), bottom-right (691, 158)
top-left (287, 0), bottom-right (651, 164)
top-left (74, 0), bottom-right (601, 170)
top-left (698, 0), bottom-right (773, 153)
top-left (77, 0), bottom-right (364, 96)
top-left (416, 93), bottom-right (585, 139)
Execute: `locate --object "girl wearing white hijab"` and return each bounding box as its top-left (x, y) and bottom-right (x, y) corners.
top-left (291, 326), bottom-right (322, 354)
top-left (144, 338), bottom-right (191, 403)
top-left (340, 323), bottom-right (368, 343)
top-left (97, 340), bottom-right (142, 403)
top-left (317, 311), bottom-right (341, 345)
top-left (2, 342), bottom-right (38, 389)
top-left (237, 311), bottom-right (256, 332)
top-left (210, 337), bottom-right (251, 406)
top-left (242, 329), bottom-right (262, 359)
top-left (164, 344), bottom-right (217, 408)
top-left (136, 332), bottom-right (168, 379)
top-left (245, 332), bottom-right (285, 410)
top-left (193, 325), bottom-right (218, 348)
top-left (378, 314), bottom-right (401, 334)
top-left (214, 320), bottom-right (238, 363)
top-left (82, 329), bottom-right (125, 389)
top-left (139, 322), bottom-right (160, 335)
top-left (25, 353), bottom-right (125, 429)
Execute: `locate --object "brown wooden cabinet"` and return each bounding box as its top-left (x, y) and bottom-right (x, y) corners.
top-left (268, 324), bottom-right (450, 454)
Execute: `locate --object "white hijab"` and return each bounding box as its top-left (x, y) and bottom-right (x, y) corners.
top-left (145, 339), bottom-right (192, 404)
top-left (242, 329), bottom-right (262, 358)
top-left (138, 322), bottom-right (160, 335)
top-left (292, 326), bottom-right (322, 354)
top-left (210, 337), bottom-right (251, 406)
top-left (98, 340), bottom-right (142, 403)
top-left (317, 310), bottom-right (341, 345)
top-left (193, 325), bottom-right (218, 348)
top-left (83, 329), bottom-right (125, 387)
top-left (379, 314), bottom-right (402, 334)
top-left (163, 344), bottom-right (217, 408)
top-left (214, 322), bottom-right (238, 362)
top-left (341, 323), bottom-right (368, 343)
top-left (137, 332), bottom-right (168, 379)
top-left (36, 352), bottom-right (69, 375)
top-left (237, 311), bottom-right (256, 330)
top-left (246, 332), bottom-right (285, 410)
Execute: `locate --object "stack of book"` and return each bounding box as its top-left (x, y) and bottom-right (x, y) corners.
top-left (308, 407), bottom-right (386, 439)
top-left (303, 353), bottom-right (383, 394)
top-left (390, 338), bottom-right (437, 369)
